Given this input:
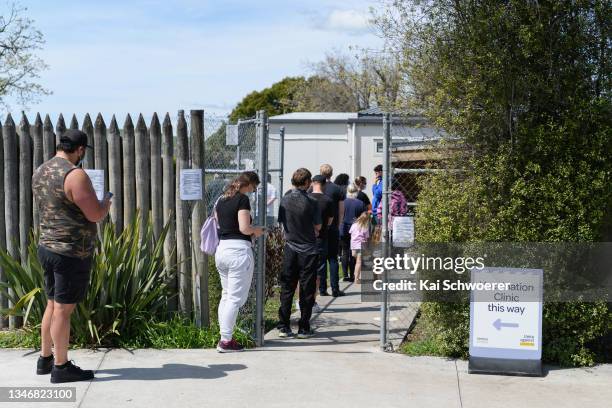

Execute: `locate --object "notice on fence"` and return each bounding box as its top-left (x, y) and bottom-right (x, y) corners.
top-left (392, 216), bottom-right (414, 247)
top-left (226, 124), bottom-right (239, 146)
top-left (180, 169), bottom-right (203, 200)
top-left (84, 169), bottom-right (104, 201)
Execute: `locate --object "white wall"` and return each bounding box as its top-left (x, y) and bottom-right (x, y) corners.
top-left (270, 122), bottom-right (350, 194)
top-left (269, 120), bottom-right (439, 198)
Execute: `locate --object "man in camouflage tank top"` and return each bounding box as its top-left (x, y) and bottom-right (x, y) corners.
top-left (32, 129), bottom-right (112, 383)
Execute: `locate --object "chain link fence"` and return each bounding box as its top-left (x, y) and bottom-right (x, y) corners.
top-left (203, 112), bottom-right (284, 345)
top-left (204, 114), bottom-right (260, 342)
top-left (379, 114), bottom-right (441, 351)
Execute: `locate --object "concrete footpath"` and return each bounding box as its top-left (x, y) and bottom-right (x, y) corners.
top-left (1, 282), bottom-right (611, 408)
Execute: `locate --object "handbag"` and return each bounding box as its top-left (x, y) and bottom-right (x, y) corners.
top-left (200, 197), bottom-right (222, 255)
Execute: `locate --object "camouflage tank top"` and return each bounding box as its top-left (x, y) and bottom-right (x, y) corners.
top-left (32, 157), bottom-right (97, 259)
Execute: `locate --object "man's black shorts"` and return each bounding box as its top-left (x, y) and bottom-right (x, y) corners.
top-left (38, 246), bottom-right (92, 304)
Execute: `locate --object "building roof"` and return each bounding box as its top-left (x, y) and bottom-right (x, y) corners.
top-left (269, 112), bottom-right (357, 122)
top-left (269, 110), bottom-right (428, 125)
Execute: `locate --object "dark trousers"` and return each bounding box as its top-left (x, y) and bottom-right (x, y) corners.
top-left (278, 244), bottom-right (318, 331)
top-left (326, 227), bottom-right (340, 293)
top-left (317, 238), bottom-right (328, 294)
top-left (340, 233), bottom-right (356, 279)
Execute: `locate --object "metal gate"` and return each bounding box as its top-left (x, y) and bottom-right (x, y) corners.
top-left (379, 113), bottom-right (430, 351)
top-left (203, 110), bottom-right (283, 346)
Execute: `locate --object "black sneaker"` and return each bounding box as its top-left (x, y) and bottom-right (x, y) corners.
top-left (297, 328), bottom-right (314, 339)
top-left (36, 355), bottom-right (54, 375)
top-left (342, 277), bottom-right (351, 282)
top-left (277, 327), bottom-right (295, 338)
top-left (332, 290), bottom-right (346, 297)
top-left (50, 361), bottom-right (94, 383)
top-left (319, 291), bottom-right (331, 296)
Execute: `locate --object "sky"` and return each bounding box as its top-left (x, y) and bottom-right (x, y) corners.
top-left (5, 0), bottom-right (383, 124)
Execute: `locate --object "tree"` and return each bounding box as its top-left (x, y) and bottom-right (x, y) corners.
top-left (375, 0), bottom-right (612, 366)
top-left (229, 77), bottom-right (305, 122)
top-left (0, 2), bottom-right (49, 107)
top-left (296, 49), bottom-right (405, 112)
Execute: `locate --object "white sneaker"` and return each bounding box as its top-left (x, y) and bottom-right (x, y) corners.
top-left (312, 302), bottom-right (321, 313)
top-left (295, 300), bottom-right (300, 311)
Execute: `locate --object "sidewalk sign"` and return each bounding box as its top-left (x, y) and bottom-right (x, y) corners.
top-left (469, 267), bottom-right (543, 376)
top-left (179, 169), bottom-right (203, 200)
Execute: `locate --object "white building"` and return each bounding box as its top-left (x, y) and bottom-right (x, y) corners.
top-left (268, 109), bottom-right (442, 195)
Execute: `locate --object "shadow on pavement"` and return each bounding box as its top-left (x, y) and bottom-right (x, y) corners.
top-left (93, 363), bottom-right (246, 381)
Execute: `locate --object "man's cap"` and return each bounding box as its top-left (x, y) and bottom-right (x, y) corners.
top-left (312, 175), bottom-right (326, 184)
top-left (59, 129), bottom-right (92, 149)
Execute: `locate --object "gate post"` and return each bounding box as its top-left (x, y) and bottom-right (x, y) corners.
top-left (278, 126), bottom-right (285, 195)
top-left (190, 110), bottom-right (208, 327)
top-left (255, 110), bottom-right (268, 346)
top-left (380, 112), bottom-right (391, 350)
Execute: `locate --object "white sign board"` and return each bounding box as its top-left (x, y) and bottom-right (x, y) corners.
top-left (84, 169), bottom-right (105, 201)
top-left (469, 267), bottom-right (543, 360)
top-left (226, 124), bottom-right (239, 146)
top-left (392, 216), bottom-right (414, 247)
top-left (179, 169), bottom-right (202, 200)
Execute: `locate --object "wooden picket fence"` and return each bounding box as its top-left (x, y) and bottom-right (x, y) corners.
top-left (0, 109), bottom-right (208, 329)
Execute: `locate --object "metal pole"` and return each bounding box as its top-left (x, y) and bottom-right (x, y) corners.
top-left (380, 112), bottom-right (391, 350)
top-left (236, 119), bottom-right (241, 171)
top-left (278, 126), bottom-right (285, 196)
top-left (255, 110), bottom-right (268, 346)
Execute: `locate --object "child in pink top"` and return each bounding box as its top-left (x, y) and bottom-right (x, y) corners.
top-left (349, 212), bottom-right (370, 284)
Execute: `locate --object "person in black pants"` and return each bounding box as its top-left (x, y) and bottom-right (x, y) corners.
top-left (277, 168), bottom-right (322, 338)
top-left (309, 175), bottom-right (334, 297)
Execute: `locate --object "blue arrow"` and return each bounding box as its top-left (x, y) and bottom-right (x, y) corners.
top-left (493, 318), bottom-right (519, 330)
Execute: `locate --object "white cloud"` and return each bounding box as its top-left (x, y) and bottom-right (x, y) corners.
top-left (323, 9), bottom-right (372, 33)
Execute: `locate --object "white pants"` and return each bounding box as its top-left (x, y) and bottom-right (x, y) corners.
top-left (215, 239), bottom-right (254, 341)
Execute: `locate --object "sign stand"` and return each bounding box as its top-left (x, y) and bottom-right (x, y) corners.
top-left (468, 267), bottom-right (544, 377)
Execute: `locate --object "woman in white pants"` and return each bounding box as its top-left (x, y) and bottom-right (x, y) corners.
top-left (214, 171), bottom-right (264, 352)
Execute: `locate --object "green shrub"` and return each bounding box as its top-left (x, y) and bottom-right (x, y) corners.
top-left (415, 142), bottom-right (612, 366)
top-left (0, 215), bottom-right (175, 347)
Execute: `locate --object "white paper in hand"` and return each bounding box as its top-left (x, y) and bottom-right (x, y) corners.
top-left (84, 169), bottom-right (105, 201)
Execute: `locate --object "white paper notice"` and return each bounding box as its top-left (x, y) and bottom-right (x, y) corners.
top-left (84, 169), bottom-right (105, 201)
top-left (180, 169), bottom-right (203, 200)
top-left (392, 216), bottom-right (414, 247)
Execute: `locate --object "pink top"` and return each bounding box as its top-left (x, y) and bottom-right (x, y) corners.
top-left (349, 223), bottom-right (369, 250)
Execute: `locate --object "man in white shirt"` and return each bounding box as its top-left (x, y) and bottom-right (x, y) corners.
top-left (266, 174), bottom-right (277, 226)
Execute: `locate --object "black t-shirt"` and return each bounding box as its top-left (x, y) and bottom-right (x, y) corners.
top-left (356, 191), bottom-right (371, 208)
top-left (308, 192), bottom-right (333, 241)
top-left (279, 189), bottom-right (322, 254)
top-left (324, 182), bottom-right (346, 227)
top-left (216, 193), bottom-right (252, 241)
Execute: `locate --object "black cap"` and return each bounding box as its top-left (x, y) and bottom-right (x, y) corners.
top-left (60, 129), bottom-right (92, 149)
top-left (312, 175), bottom-right (326, 184)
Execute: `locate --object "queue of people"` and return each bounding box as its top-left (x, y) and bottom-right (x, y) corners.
top-left (32, 127), bottom-right (404, 382)
top-left (211, 163), bottom-right (404, 345)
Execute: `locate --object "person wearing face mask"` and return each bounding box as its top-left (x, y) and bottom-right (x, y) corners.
top-left (32, 129), bottom-right (112, 383)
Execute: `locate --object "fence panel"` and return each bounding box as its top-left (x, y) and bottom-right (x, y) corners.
top-left (18, 114), bottom-right (33, 265)
top-left (379, 114), bottom-right (434, 351)
top-left (3, 114), bottom-right (19, 329)
top-left (0, 110), bottom-right (281, 335)
top-left (0, 118), bottom-right (5, 328)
